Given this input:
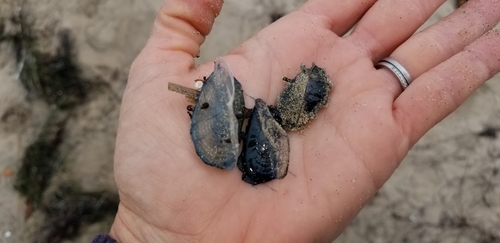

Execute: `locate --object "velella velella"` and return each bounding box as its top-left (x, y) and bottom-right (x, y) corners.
top-left (170, 60), bottom-right (334, 184)
top-left (189, 57), bottom-right (245, 169)
top-left (237, 98), bottom-right (290, 185)
top-left (276, 63), bottom-right (333, 131)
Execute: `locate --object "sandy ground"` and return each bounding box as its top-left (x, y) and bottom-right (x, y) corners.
top-left (0, 0), bottom-right (499, 242)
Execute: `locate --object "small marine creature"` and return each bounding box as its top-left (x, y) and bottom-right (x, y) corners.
top-left (190, 58), bottom-right (246, 169)
top-left (275, 63), bottom-right (333, 131)
top-left (238, 98), bottom-right (290, 185)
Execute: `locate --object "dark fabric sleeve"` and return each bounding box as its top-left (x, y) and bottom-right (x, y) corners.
top-left (92, 233), bottom-right (118, 243)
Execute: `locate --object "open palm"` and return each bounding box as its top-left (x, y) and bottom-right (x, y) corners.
top-left (110, 0), bottom-right (500, 242)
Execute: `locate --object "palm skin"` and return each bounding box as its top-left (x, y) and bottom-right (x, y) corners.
top-left (110, 0), bottom-right (500, 242)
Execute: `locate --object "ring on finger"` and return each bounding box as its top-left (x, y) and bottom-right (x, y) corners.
top-left (375, 57), bottom-right (413, 90)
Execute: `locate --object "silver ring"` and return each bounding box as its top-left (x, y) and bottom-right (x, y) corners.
top-left (375, 57), bottom-right (413, 90)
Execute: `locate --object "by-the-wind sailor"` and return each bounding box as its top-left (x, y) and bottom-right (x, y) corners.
top-left (276, 63), bottom-right (333, 131)
top-left (190, 57), bottom-right (245, 169)
top-left (238, 98), bottom-right (290, 185)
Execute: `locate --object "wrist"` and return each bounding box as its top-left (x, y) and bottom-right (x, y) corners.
top-left (110, 203), bottom-right (182, 243)
top-left (109, 204), bottom-right (144, 243)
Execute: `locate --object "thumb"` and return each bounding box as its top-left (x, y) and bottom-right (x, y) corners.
top-left (128, 0), bottom-right (223, 88)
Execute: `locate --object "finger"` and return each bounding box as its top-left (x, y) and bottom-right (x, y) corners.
top-left (390, 0), bottom-right (500, 82)
top-left (128, 0), bottom-right (223, 87)
top-left (346, 0), bottom-right (445, 60)
top-left (395, 30), bottom-right (500, 145)
top-left (151, 0), bottom-right (222, 55)
top-left (299, 0), bottom-right (376, 35)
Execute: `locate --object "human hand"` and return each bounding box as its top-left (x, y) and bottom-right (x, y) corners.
top-left (110, 0), bottom-right (500, 242)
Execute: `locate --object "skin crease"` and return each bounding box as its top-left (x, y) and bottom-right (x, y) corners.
top-left (110, 0), bottom-right (500, 242)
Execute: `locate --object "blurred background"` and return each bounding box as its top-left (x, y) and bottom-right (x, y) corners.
top-left (0, 0), bottom-right (499, 242)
